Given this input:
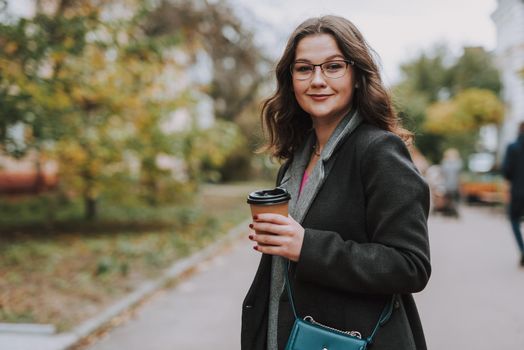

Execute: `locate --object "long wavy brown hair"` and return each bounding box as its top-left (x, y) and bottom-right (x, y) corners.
top-left (261, 15), bottom-right (412, 160)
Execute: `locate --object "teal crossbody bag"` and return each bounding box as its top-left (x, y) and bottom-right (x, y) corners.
top-left (284, 261), bottom-right (395, 350)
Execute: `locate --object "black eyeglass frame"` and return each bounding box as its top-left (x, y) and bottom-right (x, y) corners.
top-left (290, 59), bottom-right (355, 80)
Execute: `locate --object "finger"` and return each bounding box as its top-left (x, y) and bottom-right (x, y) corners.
top-left (254, 244), bottom-right (286, 258)
top-left (252, 232), bottom-right (288, 246)
top-left (253, 213), bottom-right (289, 225)
top-left (252, 222), bottom-right (290, 236)
top-left (248, 232), bottom-right (276, 247)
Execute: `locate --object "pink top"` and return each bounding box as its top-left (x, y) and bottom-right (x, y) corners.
top-left (299, 170), bottom-right (309, 195)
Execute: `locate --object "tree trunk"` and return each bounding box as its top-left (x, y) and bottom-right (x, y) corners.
top-left (84, 195), bottom-right (97, 221)
top-left (33, 150), bottom-right (44, 194)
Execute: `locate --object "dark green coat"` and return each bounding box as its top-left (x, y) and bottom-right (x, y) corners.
top-left (241, 123), bottom-right (431, 350)
top-left (503, 134), bottom-right (524, 197)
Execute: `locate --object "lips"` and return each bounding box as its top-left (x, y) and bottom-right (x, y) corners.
top-left (308, 94), bottom-right (332, 101)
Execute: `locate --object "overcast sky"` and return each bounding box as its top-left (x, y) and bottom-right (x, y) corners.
top-left (231, 0), bottom-right (498, 85)
top-left (8, 0), bottom-right (499, 85)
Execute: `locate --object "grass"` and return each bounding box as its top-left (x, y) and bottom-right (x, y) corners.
top-left (0, 181), bottom-right (270, 331)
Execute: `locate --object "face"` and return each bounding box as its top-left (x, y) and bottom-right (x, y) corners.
top-left (292, 34), bottom-right (355, 126)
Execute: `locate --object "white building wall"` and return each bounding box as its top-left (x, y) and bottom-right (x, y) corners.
top-left (492, 0), bottom-right (524, 158)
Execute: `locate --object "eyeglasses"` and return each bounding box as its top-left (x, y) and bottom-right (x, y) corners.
top-left (290, 59), bottom-right (354, 80)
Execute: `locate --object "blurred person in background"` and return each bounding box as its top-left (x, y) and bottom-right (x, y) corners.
top-left (242, 15), bottom-right (431, 350)
top-left (439, 148), bottom-right (463, 217)
top-left (502, 121), bottom-right (524, 267)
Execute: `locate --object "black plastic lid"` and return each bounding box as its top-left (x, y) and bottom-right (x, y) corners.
top-left (246, 188), bottom-right (291, 205)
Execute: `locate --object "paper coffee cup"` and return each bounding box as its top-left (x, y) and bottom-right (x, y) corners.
top-left (247, 188), bottom-right (291, 246)
top-left (247, 188), bottom-right (291, 216)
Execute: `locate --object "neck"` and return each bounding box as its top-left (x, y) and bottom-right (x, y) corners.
top-left (314, 125), bottom-right (335, 151)
top-left (312, 109), bottom-right (351, 151)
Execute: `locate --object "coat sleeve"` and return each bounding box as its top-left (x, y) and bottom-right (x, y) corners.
top-left (502, 144), bottom-right (514, 181)
top-left (295, 133), bottom-right (431, 295)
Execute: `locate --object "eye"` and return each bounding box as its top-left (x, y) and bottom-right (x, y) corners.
top-left (294, 64), bottom-right (313, 73)
top-left (324, 61), bottom-right (344, 71)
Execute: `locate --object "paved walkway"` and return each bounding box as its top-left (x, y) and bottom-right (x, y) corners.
top-left (86, 228), bottom-right (260, 350)
top-left (416, 206), bottom-right (524, 348)
top-left (86, 205), bottom-right (524, 350)
top-left (3, 206), bottom-right (523, 349)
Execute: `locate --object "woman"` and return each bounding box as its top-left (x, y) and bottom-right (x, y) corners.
top-left (243, 15), bottom-right (431, 350)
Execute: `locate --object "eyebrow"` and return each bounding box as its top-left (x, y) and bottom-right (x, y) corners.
top-left (294, 54), bottom-right (346, 62)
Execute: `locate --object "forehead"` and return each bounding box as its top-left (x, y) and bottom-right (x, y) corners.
top-left (295, 34), bottom-right (344, 62)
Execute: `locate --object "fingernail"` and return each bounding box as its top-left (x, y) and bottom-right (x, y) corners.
top-left (253, 215), bottom-right (258, 220)
top-left (249, 224), bottom-right (254, 229)
top-left (248, 235), bottom-right (254, 240)
top-left (253, 246), bottom-right (258, 251)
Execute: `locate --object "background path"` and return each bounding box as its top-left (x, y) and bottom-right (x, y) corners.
top-left (416, 206), bottom-right (524, 349)
top-left (86, 206), bottom-right (524, 349)
top-left (86, 229), bottom-right (259, 350)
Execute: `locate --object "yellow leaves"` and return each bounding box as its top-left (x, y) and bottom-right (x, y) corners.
top-left (0, 58), bottom-right (23, 79)
top-left (54, 133), bottom-right (121, 197)
top-left (63, 37), bottom-right (76, 50)
top-left (71, 86), bottom-right (85, 103)
top-left (425, 101), bottom-right (463, 134)
top-left (63, 1), bottom-right (99, 19)
top-left (189, 121), bottom-right (246, 168)
top-left (89, 49), bottom-right (106, 70)
top-left (454, 88), bottom-right (504, 125)
top-left (4, 41), bottom-right (18, 55)
top-left (424, 88), bottom-right (504, 135)
top-left (58, 141), bottom-right (88, 166)
top-left (54, 89), bottom-right (74, 110)
top-left (50, 51), bottom-right (67, 64)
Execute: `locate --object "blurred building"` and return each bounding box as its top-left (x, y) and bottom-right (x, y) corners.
top-left (491, 0), bottom-right (524, 156)
top-left (0, 151), bottom-right (58, 194)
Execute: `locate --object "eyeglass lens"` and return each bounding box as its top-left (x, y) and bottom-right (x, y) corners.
top-left (292, 60), bottom-right (349, 80)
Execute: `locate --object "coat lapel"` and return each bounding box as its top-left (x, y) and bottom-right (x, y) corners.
top-left (281, 110), bottom-right (363, 224)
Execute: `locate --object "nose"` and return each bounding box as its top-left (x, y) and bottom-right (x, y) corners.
top-left (310, 66), bottom-right (327, 87)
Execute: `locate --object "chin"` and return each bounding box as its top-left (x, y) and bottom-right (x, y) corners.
top-left (309, 109), bottom-right (337, 119)
top-left (310, 109), bottom-right (349, 123)
top-left (308, 107), bottom-right (333, 117)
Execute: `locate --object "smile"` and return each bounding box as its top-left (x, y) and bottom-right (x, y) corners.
top-left (308, 94), bottom-right (332, 101)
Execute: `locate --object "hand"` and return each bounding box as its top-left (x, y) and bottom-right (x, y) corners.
top-left (249, 213), bottom-right (305, 262)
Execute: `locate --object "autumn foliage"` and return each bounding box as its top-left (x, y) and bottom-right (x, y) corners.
top-left (0, 0), bottom-right (265, 220)
top-left (425, 88), bottom-right (504, 135)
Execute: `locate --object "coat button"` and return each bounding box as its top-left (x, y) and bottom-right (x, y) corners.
top-left (245, 305), bottom-right (253, 309)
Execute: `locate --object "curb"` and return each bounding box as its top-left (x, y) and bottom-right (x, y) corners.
top-left (0, 218), bottom-right (250, 350)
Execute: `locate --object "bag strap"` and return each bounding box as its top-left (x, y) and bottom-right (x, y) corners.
top-left (284, 260), bottom-right (395, 344)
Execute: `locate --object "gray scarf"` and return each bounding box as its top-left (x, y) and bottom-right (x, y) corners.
top-left (266, 109), bottom-right (363, 350)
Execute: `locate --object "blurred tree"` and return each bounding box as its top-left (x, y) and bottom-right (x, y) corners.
top-left (0, 2), bottom-right (94, 155)
top-left (142, 0), bottom-right (270, 122)
top-left (393, 46), bottom-right (451, 162)
top-left (0, 0), bottom-right (265, 221)
top-left (0, 0), bottom-right (101, 200)
top-left (0, 0), bottom-right (195, 219)
top-left (448, 47), bottom-right (501, 96)
top-left (141, 0), bottom-right (270, 181)
top-left (182, 120), bottom-right (247, 183)
top-left (393, 45), bottom-right (502, 163)
top-left (395, 45), bottom-right (452, 103)
top-left (425, 89), bottom-right (504, 133)
top-left (425, 88), bottom-right (504, 157)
